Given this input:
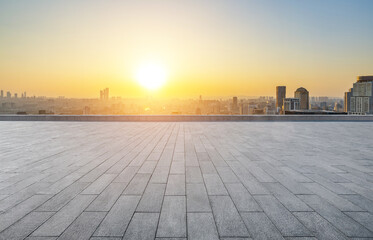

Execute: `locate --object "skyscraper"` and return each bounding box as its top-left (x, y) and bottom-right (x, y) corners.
top-left (100, 88), bottom-right (109, 100)
top-left (276, 86), bottom-right (286, 112)
top-left (283, 98), bottom-right (300, 111)
top-left (6, 91), bottom-right (11, 98)
top-left (294, 87), bottom-right (309, 110)
top-left (344, 89), bottom-right (352, 112)
top-left (345, 76), bottom-right (373, 114)
top-left (0, 90), bottom-right (3, 98)
top-left (232, 96), bottom-right (239, 114)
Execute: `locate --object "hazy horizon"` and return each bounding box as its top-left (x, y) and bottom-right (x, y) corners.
top-left (1, 0), bottom-right (373, 98)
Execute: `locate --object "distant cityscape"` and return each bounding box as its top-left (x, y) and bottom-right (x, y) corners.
top-left (0, 75), bottom-right (372, 115)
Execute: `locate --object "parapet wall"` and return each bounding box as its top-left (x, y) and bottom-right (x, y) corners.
top-left (0, 115), bottom-right (373, 122)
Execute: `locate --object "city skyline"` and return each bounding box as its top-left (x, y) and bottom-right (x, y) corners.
top-left (1, 0), bottom-right (373, 98)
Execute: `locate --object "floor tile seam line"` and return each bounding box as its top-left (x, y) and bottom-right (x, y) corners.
top-left (35, 177), bottom-right (95, 211)
top-left (0, 208), bottom-right (48, 235)
top-left (199, 153), bottom-right (231, 239)
top-left (127, 122), bottom-right (171, 171)
top-left (15, 209), bottom-right (56, 239)
top-left (126, 123), bottom-right (171, 169)
top-left (43, 194), bottom-right (101, 239)
top-left (294, 198), bottom-right (364, 239)
top-left (253, 193), bottom-right (312, 238)
top-left (338, 208), bottom-right (373, 235)
top-left (154, 123), bottom-right (178, 239)
top-left (0, 183), bottom-right (55, 212)
top-left (0, 174), bottom-right (50, 196)
top-left (114, 193), bottom-right (142, 239)
top-left (133, 122), bottom-right (175, 194)
top-left (267, 189), bottom-right (313, 214)
top-left (0, 194), bottom-right (54, 236)
top-left (78, 128), bottom-right (160, 184)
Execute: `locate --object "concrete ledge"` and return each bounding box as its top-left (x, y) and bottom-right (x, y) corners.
top-left (0, 115), bottom-right (373, 122)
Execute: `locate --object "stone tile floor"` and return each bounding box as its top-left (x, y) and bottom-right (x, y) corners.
top-left (0, 121), bottom-right (372, 240)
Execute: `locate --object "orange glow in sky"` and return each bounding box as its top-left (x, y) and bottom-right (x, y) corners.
top-left (0, 1), bottom-right (372, 98)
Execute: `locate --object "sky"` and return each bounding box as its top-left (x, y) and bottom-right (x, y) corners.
top-left (0, 0), bottom-right (373, 98)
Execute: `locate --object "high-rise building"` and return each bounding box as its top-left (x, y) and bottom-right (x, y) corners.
top-left (294, 87), bottom-right (309, 110)
top-left (345, 76), bottom-right (373, 114)
top-left (0, 90), bottom-right (3, 98)
top-left (6, 91), bottom-right (11, 98)
top-left (283, 98), bottom-right (300, 111)
top-left (14, 93), bottom-right (18, 98)
top-left (276, 86), bottom-right (286, 112)
top-left (344, 89), bottom-right (352, 112)
top-left (240, 102), bottom-right (249, 115)
top-left (100, 88), bottom-right (109, 100)
top-left (232, 96), bottom-right (239, 114)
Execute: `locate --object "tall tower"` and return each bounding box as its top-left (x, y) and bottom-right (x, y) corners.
top-left (294, 87), bottom-right (309, 110)
top-left (0, 90), bottom-right (3, 98)
top-left (232, 96), bottom-right (238, 114)
top-left (276, 86), bottom-right (286, 111)
top-left (344, 89), bottom-right (352, 113)
top-left (104, 88), bottom-right (109, 100)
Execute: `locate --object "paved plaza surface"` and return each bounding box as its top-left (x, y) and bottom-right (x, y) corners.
top-left (0, 121), bottom-right (372, 240)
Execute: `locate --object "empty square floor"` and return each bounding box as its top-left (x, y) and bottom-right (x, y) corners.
top-left (0, 121), bottom-right (373, 240)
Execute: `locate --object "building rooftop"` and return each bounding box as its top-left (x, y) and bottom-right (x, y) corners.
top-left (357, 75), bottom-right (373, 83)
top-left (0, 121), bottom-right (372, 239)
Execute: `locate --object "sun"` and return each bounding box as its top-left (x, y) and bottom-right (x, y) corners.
top-left (135, 62), bottom-right (167, 90)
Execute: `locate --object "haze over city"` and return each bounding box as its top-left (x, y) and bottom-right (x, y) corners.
top-left (1, 0), bottom-right (373, 98)
top-left (1, 1), bottom-right (373, 240)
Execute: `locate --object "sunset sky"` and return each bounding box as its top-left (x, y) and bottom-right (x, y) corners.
top-left (1, 0), bottom-right (373, 98)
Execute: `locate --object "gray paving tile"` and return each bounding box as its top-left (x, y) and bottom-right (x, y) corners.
top-left (216, 166), bottom-right (240, 183)
top-left (0, 194), bottom-right (51, 232)
top-left (26, 237), bottom-right (57, 240)
top-left (209, 195), bottom-right (249, 238)
top-left (227, 161), bottom-right (269, 195)
top-left (32, 194), bottom-right (96, 236)
top-left (304, 173), bottom-right (355, 194)
top-left (113, 166), bottom-right (138, 183)
top-left (86, 182), bottom-right (127, 211)
top-left (150, 166), bottom-right (170, 183)
top-left (199, 161), bottom-right (217, 174)
top-left (344, 211), bottom-right (373, 232)
top-left (303, 182), bottom-right (362, 211)
top-left (136, 183), bottom-right (166, 212)
top-left (94, 195), bottom-right (140, 237)
top-left (138, 161), bottom-right (157, 174)
top-left (263, 182), bottom-right (312, 212)
top-left (186, 166), bottom-right (203, 183)
top-left (123, 213), bottom-right (159, 240)
top-left (293, 212), bottom-right (348, 240)
top-left (0, 182), bottom-right (50, 212)
top-left (341, 194), bottom-right (373, 214)
top-left (186, 183), bottom-right (211, 212)
top-left (123, 173), bottom-right (151, 195)
top-left (37, 181), bottom-right (90, 211)
top-left (203, 174), bottom-right (228, 195)
top-left (0, 211), bottom-right (54, 240)
top-left (298, 194), bottom-right (373, 237)
top-left (225, 183), bottom-right (262, 212)
top-left (187, 212), bottom-right (219, 240)
top-left (170, 161), bottom-right (185, 174)
top-left (165, 174), bottom-right (185, 196)
top-left (157, 196), bottom-right (186, 238)
top-left (58, 212), bottom-right (106, 240)
top-left (2, 122), bottom-right (373, 239)
top-left (81, 174), bottom-right (117, 195)
top-left (254, 195), bottom-right (311, 237)
top-left (241, 212), bottom-right (284, 240)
